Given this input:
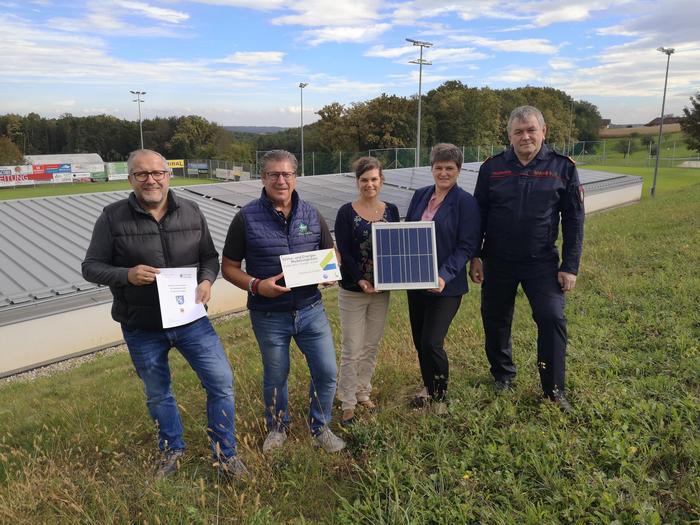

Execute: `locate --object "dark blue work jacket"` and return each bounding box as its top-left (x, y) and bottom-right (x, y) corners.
top-left (405, 184), bottom-right (481, 296)
top-left (474, 144), bottom-right (584, 274)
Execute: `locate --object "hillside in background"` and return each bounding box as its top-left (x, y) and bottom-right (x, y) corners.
top-left (600, 123), bottom-right (682, 138)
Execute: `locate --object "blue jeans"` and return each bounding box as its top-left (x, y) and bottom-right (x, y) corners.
top-left (249, 300), bottom-right (337, 435)
top-left (122, 316), bottom-right (237, 459)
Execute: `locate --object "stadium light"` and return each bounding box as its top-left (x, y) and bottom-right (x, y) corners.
top-left (130, 90), bottom-right (146, 149)
top-left (650, 47), bottom-right (674, 198)
top-left (299, 82), bottom-right (308, 176)
top-left (407, 38), bottom-right (433, 168)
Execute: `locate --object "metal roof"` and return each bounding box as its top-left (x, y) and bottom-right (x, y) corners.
top-left (181, 174), bottom-right (417, 230)
top-left (0, 190), bottom-right (237, 326)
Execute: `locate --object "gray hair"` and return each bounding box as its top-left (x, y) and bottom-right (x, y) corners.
top-left (430, 143), bottom-right (463, 168)
top-left (127, 149), bottom-right (169, 174)
top-left (260, 149), bottom-right (298, 174)
top-left (507, 106), bottom-right (546, 133)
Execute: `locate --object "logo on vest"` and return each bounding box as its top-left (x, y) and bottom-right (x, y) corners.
top-left (298, 222), bottom-right (310, 234)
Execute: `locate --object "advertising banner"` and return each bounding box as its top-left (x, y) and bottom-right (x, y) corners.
top-left (0, 165), bottom-right (33, 186)
top-left (105, 161), bottom-right (129, 180)
top-left (167, 159), bottom-right (184, 168)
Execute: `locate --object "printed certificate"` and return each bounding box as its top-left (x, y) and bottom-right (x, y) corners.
top-left (279, 248), bottom-right (341, 288)
top-left (155, 267), bottom-right (207, 328)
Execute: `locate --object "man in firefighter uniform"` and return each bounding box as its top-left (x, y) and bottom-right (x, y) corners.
top-left (469, 105), bottom-right (584, 412)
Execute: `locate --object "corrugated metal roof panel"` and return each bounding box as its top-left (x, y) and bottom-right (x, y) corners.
top-left (0, 190), bottom-right (238, 324)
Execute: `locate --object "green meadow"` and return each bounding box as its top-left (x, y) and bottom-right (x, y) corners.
top-left (0, 177), bottom-right (698, 523)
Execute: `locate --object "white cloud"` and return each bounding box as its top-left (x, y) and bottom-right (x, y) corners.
top-left (48, 0), bottom-right (187, 36)
top-left (220, 51), bottom-right (285, 64)
top-left (302, 23), bottom-right (391, 46)
top-left (532, 5), bottom-right (591, 26)
top-left (365, 45), bottom-right (418, 59)
top-left (271, 0), bottom-right (384, 26)
top-left (116, 1), bottom-right (189, 24)
top-left (305, 73), bottom-right (386, 94)
top-left (426, 47), bottom-right (489, 63)
top-left (367, 44), bottom-right (488, 64)
top-left (191, 0), bottom-right (286, 9)
top-left (0, 15), bottom-right (278, 87)
top-left (492, 67), bottom-right (540, 83)
top-left (448, 35), bottom-right (559, 54)
top-left (548, 58), bottom-right (576, 70)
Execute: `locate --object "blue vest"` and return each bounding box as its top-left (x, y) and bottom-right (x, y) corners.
top-left (243, 189), bottom-right (322, 312)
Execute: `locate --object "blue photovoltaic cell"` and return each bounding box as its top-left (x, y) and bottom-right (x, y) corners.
top-left (375, 225), bottom-right (436, 287)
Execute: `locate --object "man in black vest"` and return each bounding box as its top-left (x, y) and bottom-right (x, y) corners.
top-left (470, 106), bottom-right (584, 412)
top-left (222, 150), bottom-right (345, 454)
top-left (82, 149), bottom-right (246, 479)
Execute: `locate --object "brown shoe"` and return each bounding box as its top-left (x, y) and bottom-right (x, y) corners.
top-left (358, 399), bottom-right (376, 411)
top-left (341, 408), bottom-right (355, 427)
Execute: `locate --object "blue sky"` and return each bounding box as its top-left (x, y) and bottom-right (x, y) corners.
top-left (1, 0), bottom-right (699, 127)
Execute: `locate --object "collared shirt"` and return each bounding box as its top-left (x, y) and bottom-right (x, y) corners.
top-left (420, 193), bottom-right (443, 221)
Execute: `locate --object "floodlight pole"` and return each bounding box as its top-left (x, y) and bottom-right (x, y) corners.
top-left (299, 82), bottom-right (308, 176)
top-left (130, 90), bottom-right (146, 149)
top-left (407, 38), bottom-right (433, 168)
top-left (650, 47), bottom-right (674, 198)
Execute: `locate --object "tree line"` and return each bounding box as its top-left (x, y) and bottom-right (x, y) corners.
top-left (2, 83), bottom-right (607, 166)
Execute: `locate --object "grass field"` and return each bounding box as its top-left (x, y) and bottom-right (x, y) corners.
top-left (1, 182), bottom-right (699, 523)
top-left (599, 123), bottom-right (682, 138)
top-left (573, 132), bottom-right (699, 168)
top-left (584, 164), bottom-right (700, 196)
top-left (0, 177), bottom-right (213, 201)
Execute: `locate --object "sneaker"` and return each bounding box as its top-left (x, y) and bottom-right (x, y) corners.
top-left (494, 378), bottom-right (516, 392)
top-left (262, 429), bottom-right (287, 454)
top-left (314, 427), bottom-right (346, 453)
top-left (547, 390), bottom-right (572, 413)
top-left (340, 408), bottom-right (355, 427)
top-left (218, 455), bottom-right (249, 481)
top-left (409, 387), bottom-right (430, 409)
top-left (155, 449), bottom-right (184, 480)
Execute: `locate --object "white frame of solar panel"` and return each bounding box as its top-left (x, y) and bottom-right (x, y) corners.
top-left (372, 221), bottom-right (439, 291)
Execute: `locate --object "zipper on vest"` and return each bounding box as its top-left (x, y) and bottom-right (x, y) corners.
top-left (158, 221), bottom-right (170, 266)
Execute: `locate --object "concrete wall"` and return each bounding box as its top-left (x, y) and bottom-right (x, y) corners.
top-left (585, 182), bottom-right (643, 213)
top-left (0, 280), bottom-right (248, 378)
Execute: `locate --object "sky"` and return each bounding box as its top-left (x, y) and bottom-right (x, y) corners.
top-left (1, 0), bottom-right (699, 128)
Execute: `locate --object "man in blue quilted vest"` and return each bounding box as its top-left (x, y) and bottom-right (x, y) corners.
top-left (222, 150), bottom-right (345, 454)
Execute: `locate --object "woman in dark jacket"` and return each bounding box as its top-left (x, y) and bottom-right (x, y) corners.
top-left (335, 157), bottom-right (400, 426)
top-left (404, 143), bottom-right (481, 412)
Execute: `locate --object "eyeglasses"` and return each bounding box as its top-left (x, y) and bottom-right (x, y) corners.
top-left (264, 171), bottom-right (296, 181)
top-left (131, 170), bottom-right (169, 182)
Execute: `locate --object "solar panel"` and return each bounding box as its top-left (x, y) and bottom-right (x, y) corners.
top-left (372, 221), bottom-right (439, 291)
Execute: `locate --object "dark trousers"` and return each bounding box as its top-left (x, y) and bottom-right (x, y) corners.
top-left (407, 291), bottom-right (462, 401)
top-left (481, 258), bottom-right (567, 395)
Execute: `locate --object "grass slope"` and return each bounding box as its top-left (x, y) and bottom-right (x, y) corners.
top-left (584, 165), bottom-right (700, 196)
top-left (1, 184), bottom-right (699, 523)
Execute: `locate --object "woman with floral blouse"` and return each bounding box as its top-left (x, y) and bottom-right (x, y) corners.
top-left (334, 157), bottom-right (399, 426)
